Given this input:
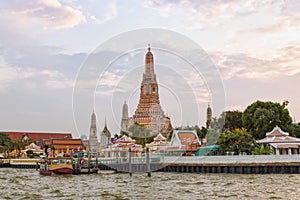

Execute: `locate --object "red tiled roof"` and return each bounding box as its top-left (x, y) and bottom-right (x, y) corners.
top-left (51, 139), bottom-right (84, 152)
top-left (266, 126), bottom-right (289, 137)
top-left (0, 131), bottom-right (72, 140)
top-left (52, 139), bottom-right (82, 145)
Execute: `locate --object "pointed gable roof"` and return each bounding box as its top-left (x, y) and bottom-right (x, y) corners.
top-left (266, 126), bottom-right (289, 137)
top-left (257, 126), bottom-right (300, 144)
top-left (154, 133), bottom-right (166, 141)
top-left (101, 122), bottom-right (111, 138)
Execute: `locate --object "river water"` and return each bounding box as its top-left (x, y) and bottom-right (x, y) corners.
top-left (0, 168), bottom-right (299, 200)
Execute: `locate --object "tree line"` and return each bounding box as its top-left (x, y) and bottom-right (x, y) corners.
top-left (212, 100), bottom-right (300, 155)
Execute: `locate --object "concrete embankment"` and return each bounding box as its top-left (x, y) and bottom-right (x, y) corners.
top-left (99, 155), bottom-right (300, 174)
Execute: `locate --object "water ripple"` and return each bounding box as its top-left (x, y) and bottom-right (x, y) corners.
top-left (1, 168), bottom-right (300, 199)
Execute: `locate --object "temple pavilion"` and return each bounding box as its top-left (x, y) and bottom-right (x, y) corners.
top-left (257, 126), bottom-right (300, 155)
top-left (146, 133), bottom-right (170, 152)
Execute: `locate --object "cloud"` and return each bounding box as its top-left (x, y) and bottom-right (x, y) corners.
top-left (143, 0), bottom-right (260, 19)
top-left (0, 61), bottom-right (73, 92)
top-left (211, 45), bottom-right (300, 80)
top-left (88, 1), bottom-right (118, 24)
top-left (0, 0), bottom-right (86, 30)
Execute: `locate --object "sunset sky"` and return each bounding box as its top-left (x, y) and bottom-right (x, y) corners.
top-left (0, 0), bottom-right (299, 137)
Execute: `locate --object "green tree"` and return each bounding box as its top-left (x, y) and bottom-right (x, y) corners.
top-left (289, 123), bottom-right (300, 138)
top-left (242, 101), bottom-right (292, 139)
top-left (217, 128), bottom-right (255, 155)
top-left (223, 110), bottom-right (243, 131)
top-left (128, 122), bottom-right (151, 146)
top-left (198, 126), bottom-right (208, 139)
top-left (253, 144), bottom-right (273, 155)
top-left (0, 134), bottom-right (12, 153)
top-left (211, 115), bottom-right (225, 131)
top-left (206, 129), bottom-right (221, 146)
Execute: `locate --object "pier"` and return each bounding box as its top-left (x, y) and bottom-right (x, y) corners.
top-left (3, 154), bottom-right (300, 174)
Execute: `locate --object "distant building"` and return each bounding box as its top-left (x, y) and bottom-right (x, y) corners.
top-left (257, 126), bottom-right (300, 155)
top-left (121, 45), bottom-right (172, 135)
top-left (206, 104), bottom-right (212, 129)
top-left (50, 138), bottom-right (84, 154)
top-left (170, 130), bottom-right (201, 147)
top-left (121, 101), bottom-right (130, 132)
top-left (100, 122), bottom-right (111, 149)
top-left (0, 131), bottom-right (72, 141)
top-left (88, 111), bottom-right (100, 153)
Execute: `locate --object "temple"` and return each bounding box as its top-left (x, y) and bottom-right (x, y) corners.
top-left (257, 126), bottom-right (300, 155)
top-left (88, 110), bottom-right (100, 153)
top-left (121, 45), bottom-right (172, 135)
top-left (206, 104), bottom-right (212, 129)
top-left (100, 121), bottom-right (111, 149)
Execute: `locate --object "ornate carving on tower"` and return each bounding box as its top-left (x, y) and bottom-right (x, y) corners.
top-left (89, 110), bottom-right (100, 153)
top-left (131, 44), bottom-right (172, 134)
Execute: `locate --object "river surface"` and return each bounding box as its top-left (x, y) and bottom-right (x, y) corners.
top-left (0, 168), bottom-right (299, 200)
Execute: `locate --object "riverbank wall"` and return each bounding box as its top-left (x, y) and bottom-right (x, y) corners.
top-left (3, 155), bottom-right (300, 174)
top-left (99, 155), bottom-right (300, 174)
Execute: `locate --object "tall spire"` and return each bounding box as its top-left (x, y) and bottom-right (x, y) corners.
top-left (91, 110), bottom-right (97, 131)
top-left (132, 45), bottom-right (171, 134)
top-left (206, 103), bottom-right (212, 129)
top-left (104, 117), bottom-right (107, 128)
top-left (121, 100), bottom-right (129, 132)
top-left (89, 110), bottom-right (99, 153)
top-left (122, 100), bottom-right (129, 119)
top-left (145, 44), bottom-right (154, 75)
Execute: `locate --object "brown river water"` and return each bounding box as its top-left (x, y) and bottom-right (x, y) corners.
top-left (0, 168), bottom-right (299, 200)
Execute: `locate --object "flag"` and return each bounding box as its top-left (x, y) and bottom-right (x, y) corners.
top-left (113, 137), bottom-right (118, 143)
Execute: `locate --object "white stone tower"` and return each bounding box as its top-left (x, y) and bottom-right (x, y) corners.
top-left (89, 110), bottom-right (100, 153)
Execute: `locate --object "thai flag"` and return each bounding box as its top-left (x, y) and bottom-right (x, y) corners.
top-left (118, 137), bottom-right (125, 142)
top-left (113, 137), bottom-right (118, 143)
top-left (131, 144), bottom-right (136, 149)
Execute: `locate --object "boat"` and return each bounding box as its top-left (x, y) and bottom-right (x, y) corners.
top-left (37, 157), bottom-right (73, 175)
top-left (50, 157), bottom-right (73, 174)
top-left (37, 158), bottom-right (52, 175)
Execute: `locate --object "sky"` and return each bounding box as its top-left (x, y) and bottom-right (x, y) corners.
top-left (0, 0), bottom-right (299, 138)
